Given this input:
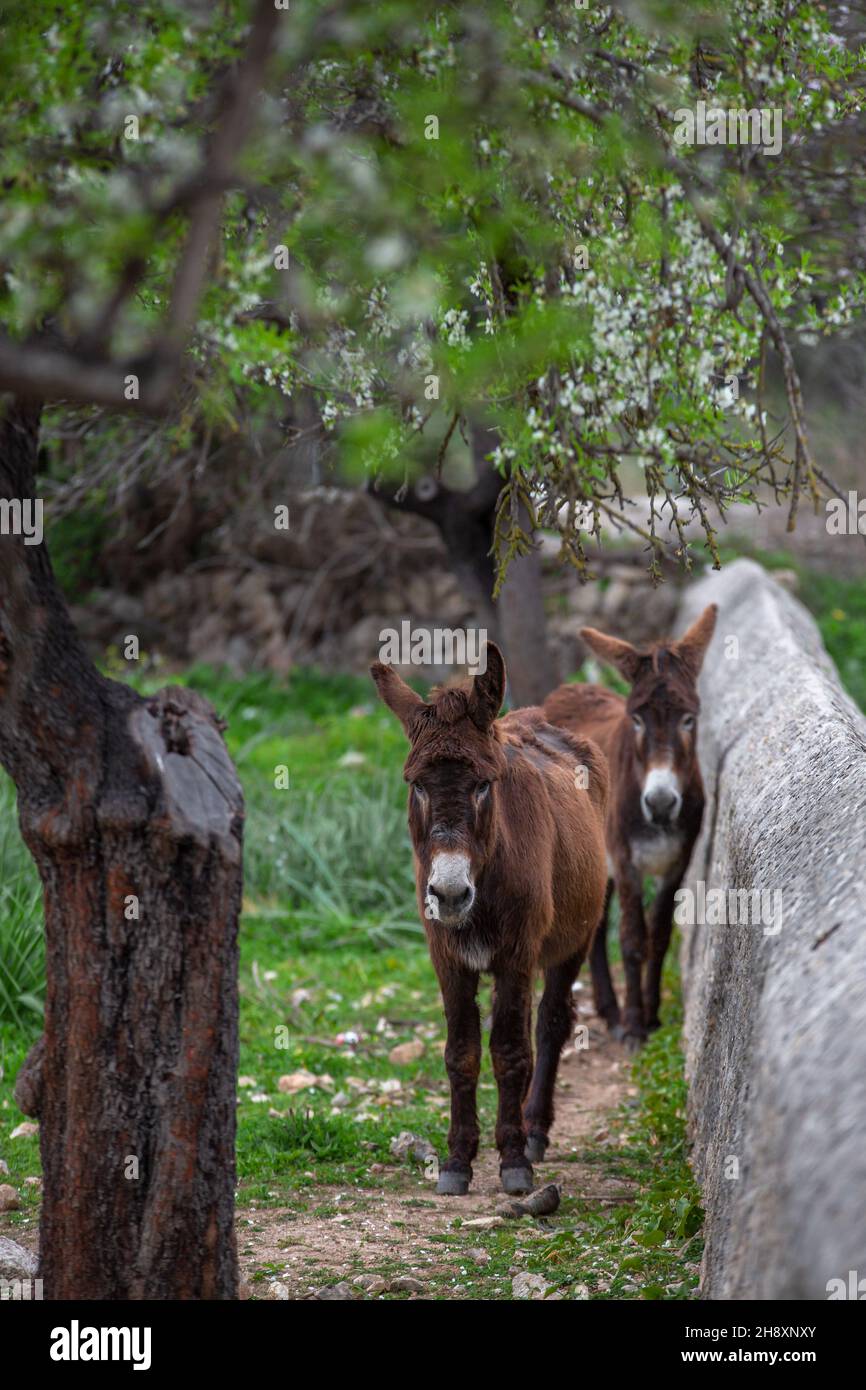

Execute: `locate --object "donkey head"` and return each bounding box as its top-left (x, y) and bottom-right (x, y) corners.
top-left (580, 605), bottom-right (717, 828)
top-left (371, 644), bottom-right (508, 926)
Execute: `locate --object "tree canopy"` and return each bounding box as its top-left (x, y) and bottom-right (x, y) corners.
top-left (1, 0), bottom-right (864, 579)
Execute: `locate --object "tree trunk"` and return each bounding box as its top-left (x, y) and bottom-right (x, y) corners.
top-left (470, 424), bottom-right (557, 707)
top-left (496, 538), bottom-right (557, 707)
top-left (369, 422), bottom-right (555, 705)
top-left (0, 401), bottom-right (243, 1299)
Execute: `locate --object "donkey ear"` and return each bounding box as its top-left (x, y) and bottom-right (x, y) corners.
top-left (370, 663), bottom-right (425, 734)
top-left (468, 642), bottom-right (506, 730)
top-left (579, 627), bottom-right (644, 684)
top-left (675, 604), bottom-right (718, 679)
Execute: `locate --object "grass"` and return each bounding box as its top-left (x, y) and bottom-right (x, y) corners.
top-left (0, 778), bottom-right (44, 1034)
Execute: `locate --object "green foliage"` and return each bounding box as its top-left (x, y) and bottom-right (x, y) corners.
top-left (45, 500), bottom-right (110, 600)
top-left (2, 1), bottom-right (864, 573)
top-left (0, 779), bottom-right (44, 1033)
top-left (805, 572), bottom-right (866, 712)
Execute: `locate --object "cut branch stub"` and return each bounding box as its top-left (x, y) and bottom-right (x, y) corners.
top-left (131, 687), bottom-right (243, 864)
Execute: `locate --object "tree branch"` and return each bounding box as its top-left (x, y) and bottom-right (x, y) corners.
top-left (0, 0), bottom-right (282, 412)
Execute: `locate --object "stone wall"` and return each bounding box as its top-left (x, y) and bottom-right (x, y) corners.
top-left (677, 558), bottom-right (866, 1300)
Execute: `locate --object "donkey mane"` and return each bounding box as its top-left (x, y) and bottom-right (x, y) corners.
top-left (402, 683), bottom-right (506, 783)
top-left (629, 647), bottom-right (701, 714)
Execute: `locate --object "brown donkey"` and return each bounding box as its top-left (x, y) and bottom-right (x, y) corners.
top-left (371, 643), bottom-right (608, 1194)
top-left (543, 605), bottom-right (717, 1049)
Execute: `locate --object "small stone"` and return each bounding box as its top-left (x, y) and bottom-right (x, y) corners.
top-left (0, 1236), bottom-right (37, 1281)
top-left (390, 1276), bottom-right (423, 1293)
top-left (10, 1123), bottom-right (38, 1140)
top-left (512, 1271), bottom-right (550, 1300)
top-left (237, 1076), bottom-right (258, 1088)
top-left (461, 1216), bottom-right (504, 1231)
top-left (467, 1248), bottom-right (490, 1265)
top-left (352, 1273), bottom-right (385, 1291)
top-left (337, 751), bottom-right (367, 768)
top-left (388, 1040), bottom-right (425, 1066)
top-left (0, 1160), bottom-right (8, 1176)
top-left (277, 1070), bottom-right (333, 1095)
top-left (22, 1176), bottom-right (41, 1188)
top-left (497, 1183), bottom-right (561, 1220)
top-left (0, 1185), bottom-right (21, 1212)
top-left (389, 1131), bottom-right (436, 1164)
top-left (313, 1282), bottom-right (357, 1300)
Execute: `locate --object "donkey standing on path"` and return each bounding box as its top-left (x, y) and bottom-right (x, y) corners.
top-left (543, 605), bottom-right (717, 1049)
top-left (371, 643), bottom-right (609, 1194)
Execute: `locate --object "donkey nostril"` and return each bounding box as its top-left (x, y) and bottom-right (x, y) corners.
top-left (427, 883), bottom-right (472, 913)
top-left (646, 787), bottom-right (677, 817)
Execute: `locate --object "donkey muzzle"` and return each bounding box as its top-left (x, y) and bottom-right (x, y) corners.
top-left (425, 852), bottom-right (475, 924)
top-left (641, 766), bottom-right (682, 826)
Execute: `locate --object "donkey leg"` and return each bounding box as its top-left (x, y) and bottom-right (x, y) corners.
top-left (589, 880), bottom-right (619, 1030)
top-left (523, 951), bottom-right (584, 1163)
top-left (436, 965), bottom-right (481, 1195)
top-left (490, 969), bottom-right (534, 1194)
top-left (615, 863), bottom-right (648, 1051)
top-left (643, 868), bottom-right (685, 1031)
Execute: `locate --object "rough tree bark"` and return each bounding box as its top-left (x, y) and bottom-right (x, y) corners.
top-left (0, 401), bottom-right (244, 1299)
top-left (470, 425), bottom-right (556, 707)
top-left (369, 422), bottom-right (556, 706)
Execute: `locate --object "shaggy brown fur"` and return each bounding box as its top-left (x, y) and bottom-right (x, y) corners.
top-left (371, 643), bottom-right (609, 1194)
top-left (543, 605), bottom-right (717, 1047)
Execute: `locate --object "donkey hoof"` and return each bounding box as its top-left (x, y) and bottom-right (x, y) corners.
top-left (501, 1165), bottom-right (534, 1196)
top-left (622, 1031), bottom-right (646, 1055)
top-left (436, 1169), bottom-right (470, 1196)
top-left (524, 1133), bottom-right (548, 1164)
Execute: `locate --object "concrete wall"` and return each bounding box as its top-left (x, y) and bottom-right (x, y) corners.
top-left (677, 558), bottom-right (866, 1300)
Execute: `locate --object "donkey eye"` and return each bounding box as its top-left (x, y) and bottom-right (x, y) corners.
top-left (475, 781), bottom-right (490, 799)
top-left (631, 715), bottom-right (644, 733)
top-left (413, 783), bottom-right (428, 800)
top-left (681, 714), bottom-right (695, 731)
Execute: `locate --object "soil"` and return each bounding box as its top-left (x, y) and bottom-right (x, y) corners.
top-left (237, 1012), bottom-right (635, 1300)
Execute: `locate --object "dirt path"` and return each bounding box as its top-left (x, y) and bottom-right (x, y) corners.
top-left (2, 1003), bottom-right (638, 1301)
top-left (238, 1010), bottom-right (636, 1300)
